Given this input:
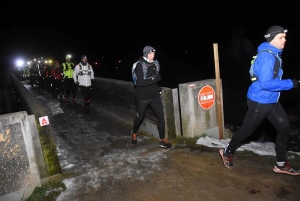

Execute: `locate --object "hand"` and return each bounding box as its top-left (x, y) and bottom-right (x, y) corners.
top-left (155, 74), bottom-right (161, 81)
top-left (91, 79), bottom-right (94, 85)
top-left (75, 81), bottom-right (79, 85)
top-left (292, 79), bottom-right (300, 89)
top-left (64, 76), bottom-right (68, 79)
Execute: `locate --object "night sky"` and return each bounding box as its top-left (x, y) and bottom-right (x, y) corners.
top-left (1, 1), bottom-right (298, 81)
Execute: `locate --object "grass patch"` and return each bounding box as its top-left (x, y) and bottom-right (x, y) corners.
top-left (24, 181), bottom-right (66, 201)
top-left (172, 135), bottom-right (202, 148)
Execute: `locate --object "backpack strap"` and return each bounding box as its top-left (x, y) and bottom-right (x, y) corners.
top-left (78, 63), bottom-right (91, 70)
top-left (250, 49), bottom-right (280, 82)
top-left (132, 60), bottom-right (160, 85)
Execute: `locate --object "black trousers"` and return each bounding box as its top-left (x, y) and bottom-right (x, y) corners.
top-left (227, 98), bottom-right (290, 162)
top-left (133, 97), bottom-right (165, 139)
top-left (65, 78), bottom-right (76, 98)
top-left (79, 86), bottom-right (92, 107)
top-left (55, 79), bottom-right (64, 95)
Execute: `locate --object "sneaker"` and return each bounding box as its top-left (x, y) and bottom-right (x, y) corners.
top-left (159, 138), bottom-right (172, 149)
top-left (131, 131), bottom-right (137, 145)
top-left (273, 162), bottom-right (300, 175)
top-left (219, 148), bottom-right (234, 169)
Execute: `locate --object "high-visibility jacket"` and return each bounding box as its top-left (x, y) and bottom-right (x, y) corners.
top-left (62, 62), bottom-right (74, 78)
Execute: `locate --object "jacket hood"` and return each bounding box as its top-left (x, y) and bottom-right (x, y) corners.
top-left (257, 42), bottom-right (283, 55)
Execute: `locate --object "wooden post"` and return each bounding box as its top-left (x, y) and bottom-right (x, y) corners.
top-left (213, 43), bottom-right (224, 139)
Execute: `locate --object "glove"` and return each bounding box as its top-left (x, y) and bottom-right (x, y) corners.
top-left (91, 79), bottom-right (94, 85)
top-left (292, 79), bottom-right (300, 89)
top-left (155, 74), bottom-right (161, 81)
top-left (64, 76), bottom-right (68, 79)
top-left (158, 86), bottom-right (162, 95)
top-left (75, 81), bottom-right (79, 85)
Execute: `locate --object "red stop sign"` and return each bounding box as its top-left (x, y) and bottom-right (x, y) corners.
top-left (198, 85), bottom-right (215, 110)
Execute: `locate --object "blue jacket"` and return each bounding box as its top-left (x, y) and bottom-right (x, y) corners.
top-left (247, 42), bottom-right (293, 104)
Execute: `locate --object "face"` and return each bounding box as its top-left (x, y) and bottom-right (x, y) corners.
top-left (81, 57), bottom-right (87, 63)
top-left (270, 33), bottom-right (286, 50)
top-left (147, 52), bottom-right (155, 61)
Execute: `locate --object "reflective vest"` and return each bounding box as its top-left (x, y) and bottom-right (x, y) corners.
top-left (62, 62), bottom-right (74, 78)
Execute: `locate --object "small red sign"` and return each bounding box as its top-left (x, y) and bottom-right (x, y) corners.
top-left (198, 86), bottom-right (215, 110)
top-left (39, 116), bottom-right (49, 126)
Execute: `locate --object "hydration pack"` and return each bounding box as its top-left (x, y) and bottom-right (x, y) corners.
top-left (132, 60), bottom-right (160, 85)
top-left (249, 49), bottom-right (280, 82)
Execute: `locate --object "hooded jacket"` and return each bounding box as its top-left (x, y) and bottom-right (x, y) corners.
top-left (247, 42), bottom-right (293, 104)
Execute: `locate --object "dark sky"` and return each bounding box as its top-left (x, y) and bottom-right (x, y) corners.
top-left (0, 1), bottom-right (298, 69)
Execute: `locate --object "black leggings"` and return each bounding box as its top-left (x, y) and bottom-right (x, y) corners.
top-left (133, 97), bottom-right (165, 139)
top-left (65, 78), bottom-right (76, 98)
top-left (79, 86), bottom-right (92, 107)
top-left (228, 99), bottom-right (290, 161)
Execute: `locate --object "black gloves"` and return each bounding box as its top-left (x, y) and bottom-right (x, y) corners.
top-left (155, 74), bottom-right (161, 81)
top-left (292, 79), bottom-right (299, 89)
top-left (75, 81), bottom-right (79, 85)
top-left (91, 79), bottom-right (94, 85)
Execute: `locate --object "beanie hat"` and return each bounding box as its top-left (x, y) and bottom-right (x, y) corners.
top-left (143, 46), bottom-right (155, 57)
top-left (264, 26), bottom-right (288, 42)
top-left (81, 55), bottom-right (87, 60)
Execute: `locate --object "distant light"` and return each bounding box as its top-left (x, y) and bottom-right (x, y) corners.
top-left (95, 62), bottom-right (98, 65)
top-left (186, 51), bottom-right (188, 53)
top-left (16, 59), bottom-right (25, 67)
top-left (118, 60), bottom-right (121, 63)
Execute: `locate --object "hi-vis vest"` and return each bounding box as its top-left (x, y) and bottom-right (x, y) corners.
top-left (62, 62), bottom-right (74, 78)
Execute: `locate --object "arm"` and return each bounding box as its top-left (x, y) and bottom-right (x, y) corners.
top-left (135, 63), bottom-right (161, 87)
top-left (73, 65), bottom-right (78, 82)
top-left (90, 65), bottom-right (94, 80)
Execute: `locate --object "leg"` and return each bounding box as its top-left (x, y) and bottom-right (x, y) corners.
top-left (149, 97), bottom-right (165, 139)
top-left (226, 109), bottom-right (266, 155)
top-left (149, 97), bottom-right (171, 148)
top-left (71, 81), bottom-right (77, 99)
top-left (266, 102), bottom-right (290, 162)
top-left (220, 105), bottom-right (266, 169)
top-left (266, 102), bottom-right (300, 175)
top-left (132, 99), bottom-right (151, 133)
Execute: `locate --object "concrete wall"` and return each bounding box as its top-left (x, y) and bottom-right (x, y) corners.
top-left (9, 73), bottom-right (62, 178)
top-left (179, 79), bottom-right (226, 139)
top-left (0, 111), bottom-right (41, 201)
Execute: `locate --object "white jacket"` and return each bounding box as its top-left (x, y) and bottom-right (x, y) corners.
top-left (73, 62), bottom-right (94, 87)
